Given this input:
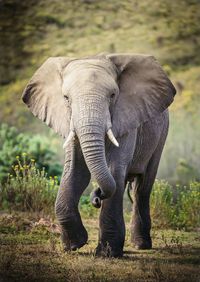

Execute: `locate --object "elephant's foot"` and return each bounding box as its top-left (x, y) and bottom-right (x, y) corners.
top-left (61, 227), bottom-right (88, 251)
top-left (95, 242), bottom-right (123, 258)
top-left (59, 215), bottom-right (88, 251)
top-left (131, 219), bottom-right (152, 250)
top-left (132, 236), bottom-right (152, 250)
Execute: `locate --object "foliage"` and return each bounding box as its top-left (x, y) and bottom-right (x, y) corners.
top-left (0, 155), bottom-right (59, 214)
top-left (0, 144), bottom-right (199, 230)
top-left (1, 154), bottom-right (199, 231)
top-left (0, 153), bottom-right (97, 216)
top-left (151, 180), bottom-right (200, 230)
top-left (79, 195), bottom-right (98, 217)
top-left (0, 123), bottom-right (62, 183)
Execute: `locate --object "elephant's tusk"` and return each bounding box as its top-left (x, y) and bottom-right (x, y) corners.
top-left (63, 130), bottom-right (75, 149)
top-left (107, 129), bottom-right (119, 147)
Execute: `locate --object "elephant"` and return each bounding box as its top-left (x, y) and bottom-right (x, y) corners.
top-left (22, 53), bottom-right (176, 257)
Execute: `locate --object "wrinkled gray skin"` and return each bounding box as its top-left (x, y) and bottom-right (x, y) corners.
top-left (22, 53), bottom-right (176, 257)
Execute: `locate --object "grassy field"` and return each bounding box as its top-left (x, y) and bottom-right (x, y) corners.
top-left (0, 212), bottom-right (199, 282)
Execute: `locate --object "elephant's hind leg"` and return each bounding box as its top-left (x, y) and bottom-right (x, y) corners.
top-left (131, 173), bottom-right (153, 250)
top-left (55, 143), bottom-right (91, 251)
top-left (131, 138), bottom-right (166, 250)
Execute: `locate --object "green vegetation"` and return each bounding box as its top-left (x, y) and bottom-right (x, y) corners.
top-left (151, 180), bottom-right (200, 230)
top-left (0, 123), bottom-right (62, 182)
top-left (0, 155), bottom-right (59, 213)
top-left (1, 156), bottom-right (199, 230)
top-left (79, 195), bottom-right (98, 217)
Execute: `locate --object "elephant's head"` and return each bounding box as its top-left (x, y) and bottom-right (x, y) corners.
top-left (22, 53), bottom-right (176, 201)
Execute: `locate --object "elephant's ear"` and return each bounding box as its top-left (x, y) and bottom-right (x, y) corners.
top-left (107, 54), bottom-right (176, 136)
top-left (22, 57), bottom-right (73, 138)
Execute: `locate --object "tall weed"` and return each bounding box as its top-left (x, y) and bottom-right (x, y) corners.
top-left (151, 180), bottom-right (200, 230)
top-left (0, 154), bottom-right (58, 214)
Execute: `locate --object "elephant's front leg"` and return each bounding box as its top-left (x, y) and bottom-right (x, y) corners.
top-left (55, 142), bottom-right (90, 251)
top-left (95, 134), bottom-right (136, 257)
top-left (95, 169), bottom-right (126, 258)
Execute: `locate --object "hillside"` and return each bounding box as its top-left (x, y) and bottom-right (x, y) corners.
top-left (0, 0), bottom-right (199, 182)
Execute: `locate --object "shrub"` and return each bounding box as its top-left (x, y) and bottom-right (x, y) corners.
top-left (0, 155), bottom-right (59, 214)
top-left (0, 123), bottom-right (62, 183)
top-left (151, 180), bottom-right (200, 230)
top-left (175, 182), bottom-right (200, 229)
top-left (79, 195), bottom-right (98, 217)
top-left (151, 180), bottom-right (175, 228)
top-left (0, 154), bottom-right (97, 216)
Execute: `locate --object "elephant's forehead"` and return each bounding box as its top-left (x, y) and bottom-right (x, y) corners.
top-left (64, 58), bottom-right (118, 80)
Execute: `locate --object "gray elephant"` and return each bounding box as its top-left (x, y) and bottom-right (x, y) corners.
top-left (22, 53), bottom-right (176, 257)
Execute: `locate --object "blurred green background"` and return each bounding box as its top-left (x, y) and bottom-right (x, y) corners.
top-left (0, 0), bottom-right (199, 186)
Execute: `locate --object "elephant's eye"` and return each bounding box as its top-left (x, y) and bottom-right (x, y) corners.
top-left (64, 95), bottom-right (69, 101)
top-left (110, 93), bottom-right (115, 99)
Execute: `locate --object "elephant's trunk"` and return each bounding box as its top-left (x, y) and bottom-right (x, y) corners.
top-left (73, 94), bottom-right (116, 200)
top-left (77, 120), bottom-right (116, 199)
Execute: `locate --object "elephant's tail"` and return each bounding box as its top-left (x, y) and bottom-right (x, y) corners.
top-left (127, 181), bottom-right (133, 204)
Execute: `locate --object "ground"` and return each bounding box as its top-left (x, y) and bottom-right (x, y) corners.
top-left (0, 213), bottom-right (199, 282)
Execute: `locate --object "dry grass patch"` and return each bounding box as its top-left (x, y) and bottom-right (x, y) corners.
top-left (0, 213), bottom-right (199, 281)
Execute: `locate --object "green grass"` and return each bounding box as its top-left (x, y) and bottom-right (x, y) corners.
top-left (0, 212), bottom-right (199, 282)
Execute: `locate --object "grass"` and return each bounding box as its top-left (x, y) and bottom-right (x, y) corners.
top-left (0, 212), bottom-right (199, 282)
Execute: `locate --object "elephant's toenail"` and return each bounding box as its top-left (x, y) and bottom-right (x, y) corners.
top-left (71, 245), bottom-right (77, 251)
